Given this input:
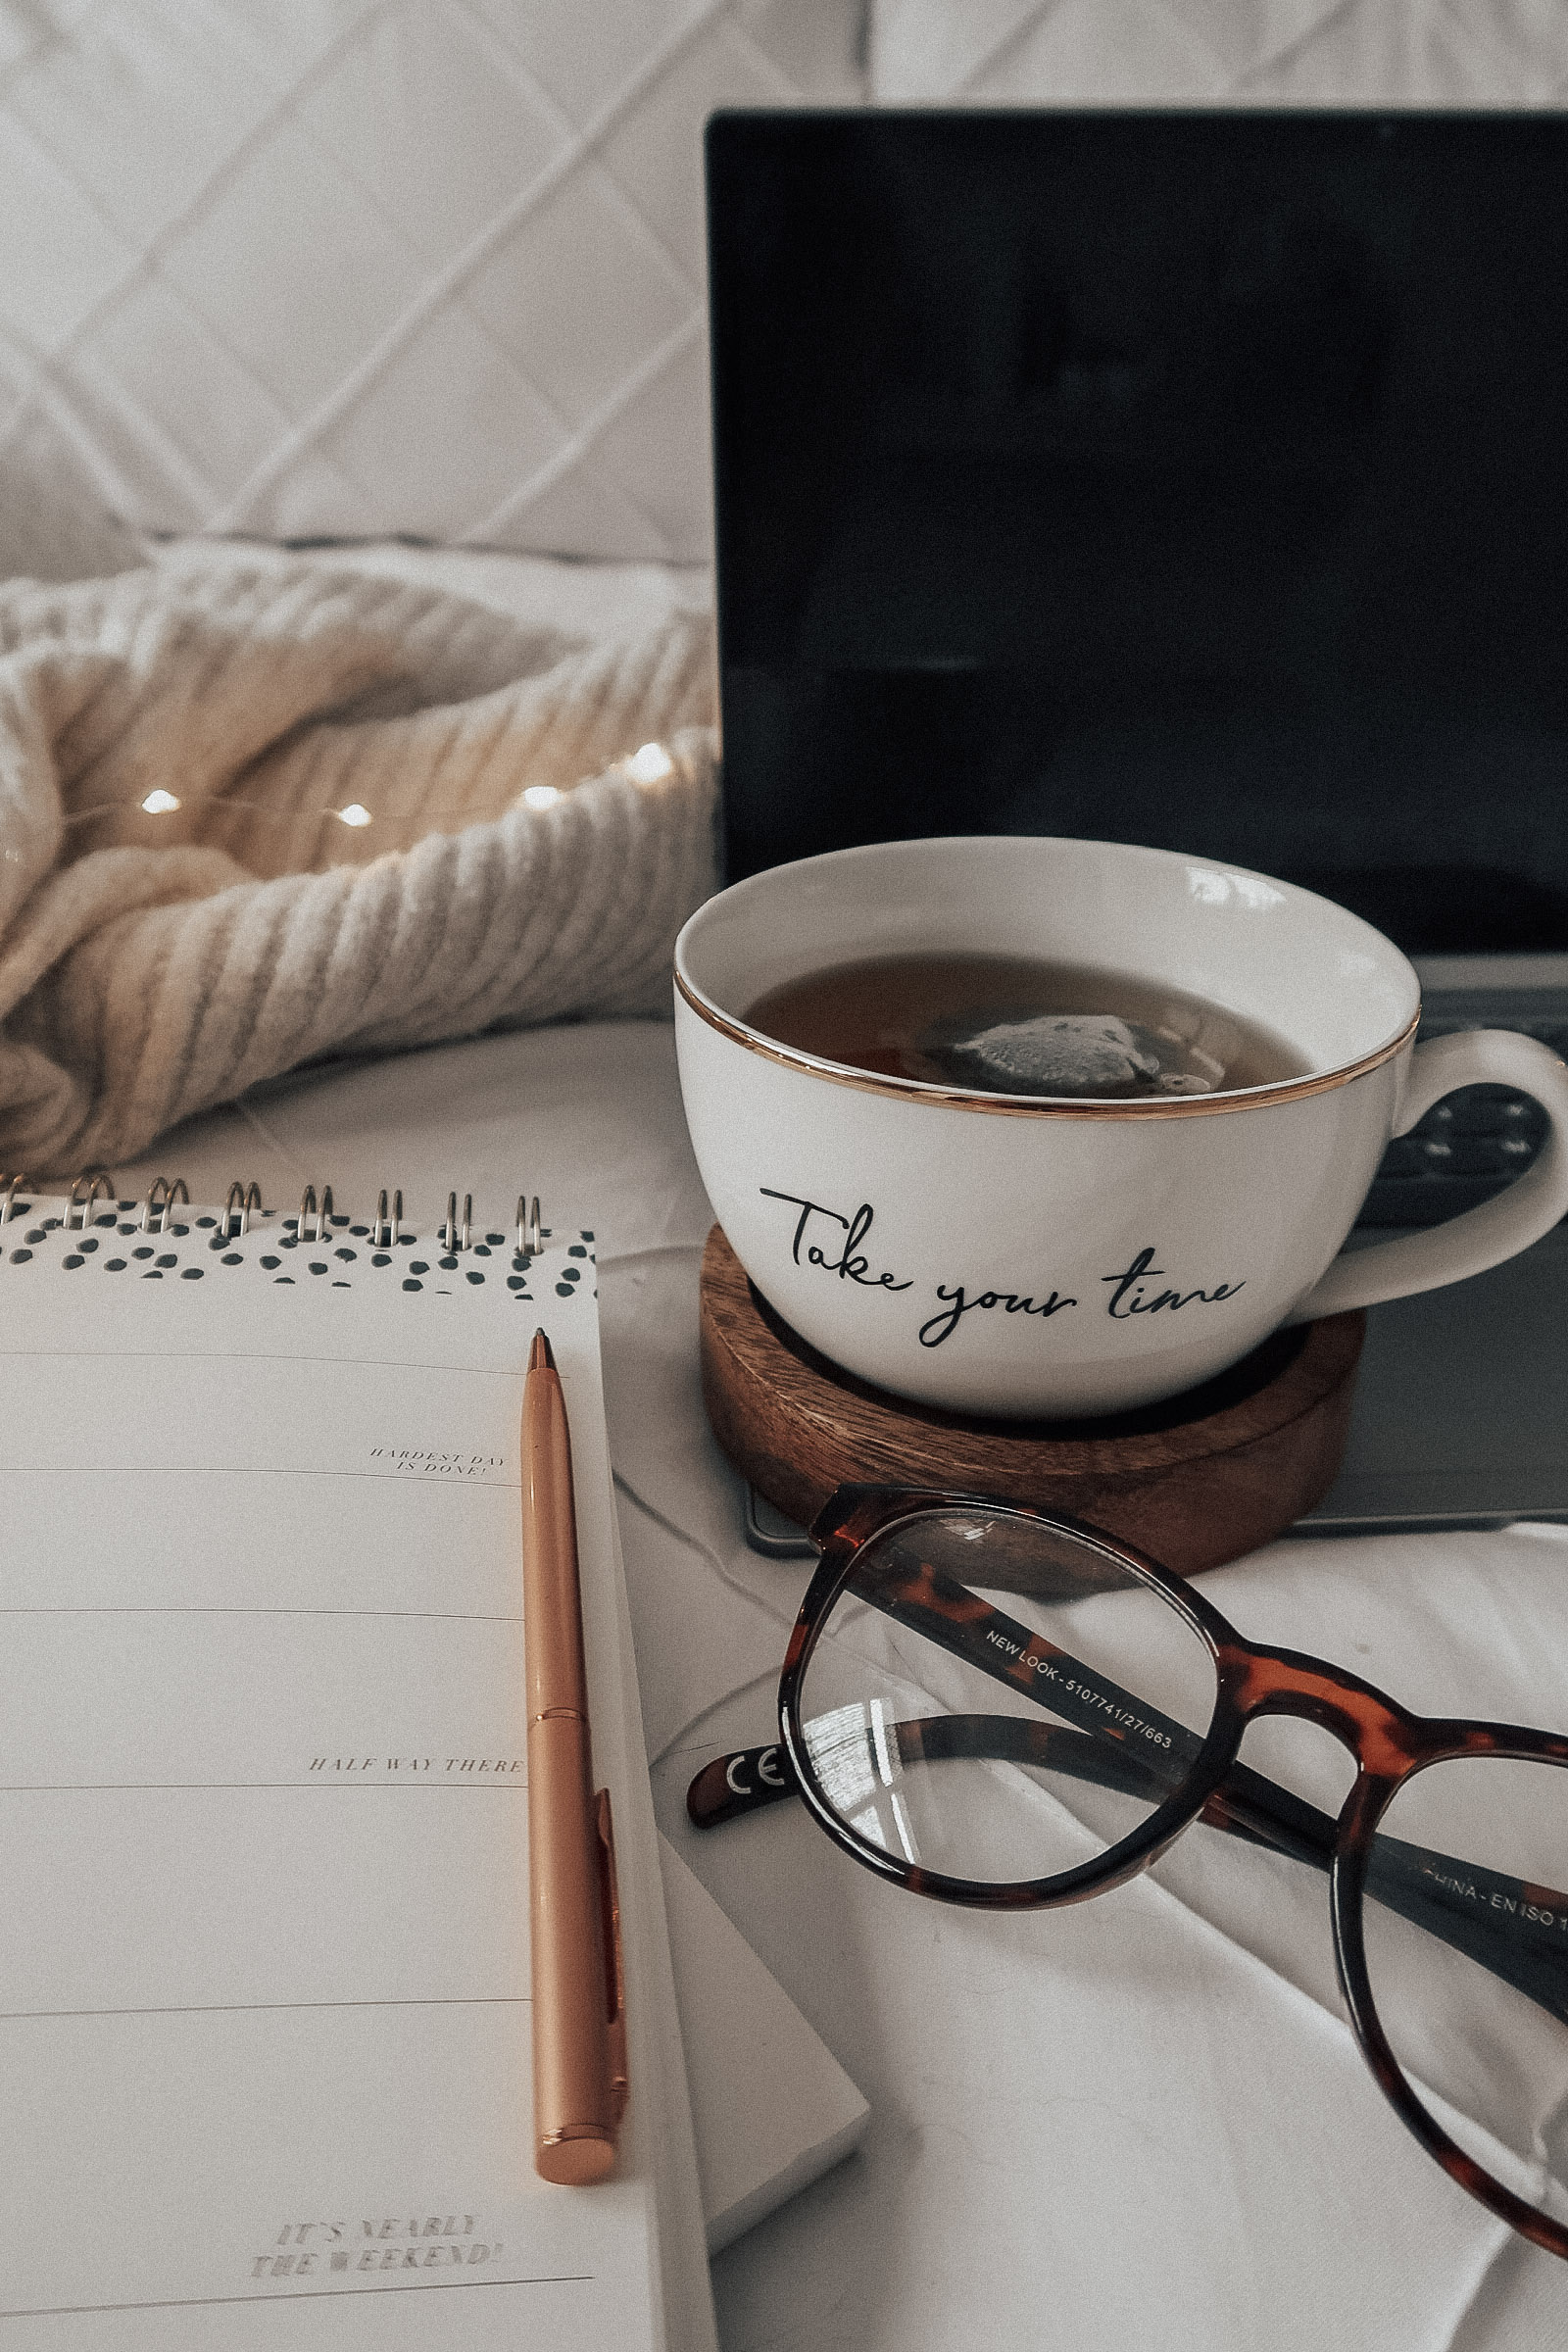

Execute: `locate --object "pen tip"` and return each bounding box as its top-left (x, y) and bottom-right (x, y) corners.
top-left (529, 1328), bottom-right (555, 1371)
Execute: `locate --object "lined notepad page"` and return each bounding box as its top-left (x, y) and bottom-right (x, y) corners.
top-left (0, 1200), bottom-right (712, 2351)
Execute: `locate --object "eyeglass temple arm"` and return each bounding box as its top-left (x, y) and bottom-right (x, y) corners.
top-left (1109, 1732), bottom-right (1568, 2021)
top-left (690, 1721), bottom-right (1568, 2016)
top-left (691, 1729), bottom-right (1568, 2020)
top-left (1174, 1755), bottom-right (1568, 2022)
top-left (687, 1726), bottom-right (1328, 1845)
top-left (689, 1740), bottom-right (802, 1825)
top-left (688, 1716), bottom-right (1162, 1829)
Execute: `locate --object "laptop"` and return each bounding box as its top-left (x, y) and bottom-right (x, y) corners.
top-left (706, 107), bottom-right (1568, 1540)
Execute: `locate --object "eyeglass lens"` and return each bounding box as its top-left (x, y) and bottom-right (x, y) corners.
top-left (1361, 1753), bottom-right (1568, 2227)
top-left (794, 1507), bottom-right (1219, 1886)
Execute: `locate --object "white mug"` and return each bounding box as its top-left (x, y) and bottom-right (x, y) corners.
top-left (673, 836), bottom-right (1568, 1419)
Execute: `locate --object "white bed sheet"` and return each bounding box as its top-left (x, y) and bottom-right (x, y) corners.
top-left (113, 1016), bottom-right (1568, 2351)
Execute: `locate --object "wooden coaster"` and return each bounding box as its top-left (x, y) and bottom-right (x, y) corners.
top-left (699, 1226), bottom-right (1365, 1578)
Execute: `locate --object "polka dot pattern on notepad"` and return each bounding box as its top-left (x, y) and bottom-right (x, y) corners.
top-left (0, 1204), bottom-right (592, 1305)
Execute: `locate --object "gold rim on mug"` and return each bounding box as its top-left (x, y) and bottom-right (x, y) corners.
top-left (673, 967), bottom-right (1422, 1120)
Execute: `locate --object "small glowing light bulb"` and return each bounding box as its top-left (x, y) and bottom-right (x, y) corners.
top-left (522, 784), bottom-right (561, 811)
top-left (140, 789), bottom-right (180, 814)
top-left (335, 803), bottom-right (372, 827)
top-left (624, 741), bottom-right (673, 784)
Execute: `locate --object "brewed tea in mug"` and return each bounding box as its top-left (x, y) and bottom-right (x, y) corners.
top-left (746, 952), bottom-right (1309, 1102)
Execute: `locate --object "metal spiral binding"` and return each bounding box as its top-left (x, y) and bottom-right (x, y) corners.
top-left (2, 1174), bottom-right (547, 1262)
top-left (515, 1193), bottom-right (542, 1262)
top-left (67, 1172), bottom-right (116, 1230)
top-left (219, 1181), bottom-right (263, 1241)
top-left (297, 1185), bottom-right (333, 1245)
top-left (139, 1176), bottom-right (188, 1234)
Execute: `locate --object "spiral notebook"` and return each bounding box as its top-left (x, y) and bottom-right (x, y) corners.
top-left (0, 1175), bottom-right (717, 2350)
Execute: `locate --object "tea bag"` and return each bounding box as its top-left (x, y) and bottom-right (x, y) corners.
top-left (919, 1010), bottom-right (1222, 1099)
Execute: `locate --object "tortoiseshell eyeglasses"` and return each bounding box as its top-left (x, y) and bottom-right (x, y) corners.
top-left (689, 1485), bottom-right (1568, 2259)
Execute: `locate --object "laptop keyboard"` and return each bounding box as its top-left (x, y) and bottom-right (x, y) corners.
top-left (1355, 1006), bottom-right (1568, 1229)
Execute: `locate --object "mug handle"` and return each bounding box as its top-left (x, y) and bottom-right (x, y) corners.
top-left (1286, 1029), bottom-right (1568, 1324)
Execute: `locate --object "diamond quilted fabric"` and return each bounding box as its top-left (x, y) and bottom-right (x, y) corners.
top-left (870, 0), bottom-right (1568, 104)
top-left (0, 0), bottom-right (866, 578)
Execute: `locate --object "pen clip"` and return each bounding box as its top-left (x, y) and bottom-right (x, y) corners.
top-left (596, 1788), bottom-right (629, 2128)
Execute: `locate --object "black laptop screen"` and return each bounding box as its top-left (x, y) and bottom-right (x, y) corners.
top-left (708, 111), bottom-right (1568, 952)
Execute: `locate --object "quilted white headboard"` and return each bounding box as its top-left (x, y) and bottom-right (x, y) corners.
top-left (2, 0), bottom-right (1560, 581)
top-left (0, 0), bottom-right (865, 577)
top-left (870, 0), bottom-right (1568, 104)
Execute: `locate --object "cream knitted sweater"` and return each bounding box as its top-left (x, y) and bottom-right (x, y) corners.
top-left (0, 562), bottom-right (718, 1178)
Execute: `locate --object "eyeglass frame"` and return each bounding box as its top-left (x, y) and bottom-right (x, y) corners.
top-left (704, 1481), bottom-right (1568, 2262)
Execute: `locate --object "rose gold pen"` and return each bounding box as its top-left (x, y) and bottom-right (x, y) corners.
top-left (522, 1328), bottom-right (628, 2186)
